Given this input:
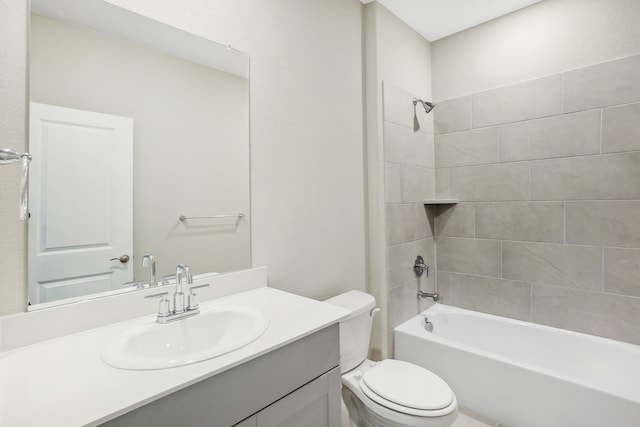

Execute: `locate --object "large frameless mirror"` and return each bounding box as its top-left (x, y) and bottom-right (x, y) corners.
top-left (28, 0), bottom-right (251, 309)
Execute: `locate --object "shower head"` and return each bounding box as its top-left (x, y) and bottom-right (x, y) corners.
top-left (413, 98), bottom-right (436, 114)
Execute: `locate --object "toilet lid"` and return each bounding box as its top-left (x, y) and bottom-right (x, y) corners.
top-left (360, 359), bottom-right (454, 411)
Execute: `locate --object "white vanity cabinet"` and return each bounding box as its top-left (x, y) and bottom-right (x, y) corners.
top-left (101, 324), bottom-right (342, 427)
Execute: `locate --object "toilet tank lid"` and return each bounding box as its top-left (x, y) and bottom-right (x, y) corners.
top-left (324, 290), bottom-right (376, 319)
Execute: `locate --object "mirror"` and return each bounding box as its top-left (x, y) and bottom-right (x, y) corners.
top-left (28, 0), bottom-right (251, 309)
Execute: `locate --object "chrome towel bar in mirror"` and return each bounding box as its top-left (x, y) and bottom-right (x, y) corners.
top-left (1, 148), bottom-right (32, 221)
top-left (179, 213), bottom-right (246, 222)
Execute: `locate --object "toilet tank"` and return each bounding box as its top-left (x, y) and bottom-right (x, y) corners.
top-left (324, 290), bottom-right (377, 373)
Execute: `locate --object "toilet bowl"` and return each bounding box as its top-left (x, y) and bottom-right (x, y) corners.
top-left (341, 359), bottom-right (458, 427)
top-left (325, 291), bottom-right (457, 427)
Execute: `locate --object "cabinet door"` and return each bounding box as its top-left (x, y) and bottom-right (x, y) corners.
top-left (256, 367), bottom-right (341, 427)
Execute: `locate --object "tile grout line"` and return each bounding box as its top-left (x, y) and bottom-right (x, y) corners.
top-left (470, 94), bottom-right (474, 130)
top-left (500, 239), bottom-right (503, 279)
top-left (528, 160), bottom-right (532, 200)
top-left (436, 234), bottom-right (640, 250)
top-left (527, 285), bottom-right (539, 320)
top-left (473, 201), bottom-right (477, 238)
top-left (561, 71), bottom-right (565, 114)
top-left (563, 201), bottom-right (566, 244)
top-left (600, 108), bottom-right (603, 154)
top-left (439, 270), bottom-right (640, 300)
top-left (601, 246), bottom-right (605, 292)
top-left (441, 148), bottom-right (640, 170)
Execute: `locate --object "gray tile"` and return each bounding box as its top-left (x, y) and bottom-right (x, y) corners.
top-left (435, 127), bottom-right (500, 167)
top-left (451, 274), bottom-right (531, 321)
top-left (604, 248), bottom-right (640, 298)
top-left (435, 202), bottom-right (475, 238)
top-left (436, 271), bottom-right (452, 304)
top-left (566, 201), bottom-right (640, 247)
top-left (531, 152), bottom-right (640, 200)
top-left (602, 102), bottom-right (640, 153)
top-left (435, 168), bottom-right (451, 199)
top-left (563, 54), bottom-right (640, 113)
top-left (502, 241), bottom-right (602, 290)
top-left (388, 281), bottom-right (423, 329)
top-left (434, 96), bottom-right (472, 135)
top-left (426, 137), bottom-right (435, 169)
top-left (386, 203), bottom-right (432, 246)
top-left (384, 121), bottom-right (433, 167)
top-left (450, 162), bottom-right (529, 201)
top-left (401, 165), bottom-right (434, 202)
top-left (472, 75), bottom-right (563, 128)
top-left (387, 238), bottom-right (434, 288)
top-left (383, 82), bottom-right (415, 129)
top-left (500, 109), bottom-right (601, 162)
top-left (416, 107), bottom-right (435, 135)
top-left (475, 202), bottom-right (564, 243)
top-left (385, 162), bottom-right (402, 203)
top-left (436, 237), bottom-right (501, 277)
top-left (383, 82), bottom-right (434, 133)
top-left (532, 284), bottom-right (640, 345)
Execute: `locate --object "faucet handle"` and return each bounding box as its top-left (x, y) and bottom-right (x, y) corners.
top-left (159, 275), bottom-right (174, 286)
top-left (187, 284), bottom-right (209, 310)
top-left (145, 292), bottom-right (170, 317)
top-left (123, 280), bottom-right (144, 289)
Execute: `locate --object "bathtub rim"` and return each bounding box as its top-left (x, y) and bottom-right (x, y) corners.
top-left (394, 303), bottom-right (640, 405)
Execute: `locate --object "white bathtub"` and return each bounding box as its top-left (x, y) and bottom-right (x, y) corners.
top-left (394, 304), bottom-right (640, 427)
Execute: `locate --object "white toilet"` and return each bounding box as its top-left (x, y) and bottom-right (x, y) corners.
top-left (325, 290), bottom-right (458, 427)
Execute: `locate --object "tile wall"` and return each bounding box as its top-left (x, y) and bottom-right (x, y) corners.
top-left (433, 54), bottom-right (640, 345)
top-left (382, 82), bottom-right (436, 348)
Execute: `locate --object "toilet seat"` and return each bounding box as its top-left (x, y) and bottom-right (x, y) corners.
top-left (358, 359), bottom-right (455, 417)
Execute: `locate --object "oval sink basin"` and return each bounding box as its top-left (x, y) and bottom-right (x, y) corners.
top-left (102, 305), bottom-right (269, 370)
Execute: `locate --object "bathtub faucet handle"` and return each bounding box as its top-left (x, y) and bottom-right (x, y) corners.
top-left (414, 255), bottom-right (429, 277)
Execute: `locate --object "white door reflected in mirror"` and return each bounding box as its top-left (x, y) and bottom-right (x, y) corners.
top-left (28, 103), bottom-right (133, 304)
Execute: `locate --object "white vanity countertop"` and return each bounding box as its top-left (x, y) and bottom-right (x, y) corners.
top-left (0, 287), bottom-right (349, 427)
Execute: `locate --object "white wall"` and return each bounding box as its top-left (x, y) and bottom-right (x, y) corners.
top-left (375, 4), bottom-right (432, 99)
top-left (432, 0), bottom-right (640, 101)
top-left (0, 0), bottom-right (28, 315)
top-left (0, 0), bottom-right (367, 314)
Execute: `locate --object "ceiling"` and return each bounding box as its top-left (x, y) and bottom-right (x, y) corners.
top-left (362, 0), bottom-right (545, 42)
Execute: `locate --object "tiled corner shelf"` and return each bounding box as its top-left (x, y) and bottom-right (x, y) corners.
top-left (423, 199), bottom-right (458, 205)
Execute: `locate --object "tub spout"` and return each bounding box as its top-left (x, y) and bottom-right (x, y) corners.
top-left (417, 291), bottom-right (439, 302)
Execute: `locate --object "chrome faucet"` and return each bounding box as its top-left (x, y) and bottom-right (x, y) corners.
top-left (174, 263), bottom-right (192, 314)
top-left (142, 254), bottom-right (157, 286)
top-left (145, 263), bottom-right (209, 324)
top-left (417, 290), bottom-right (439, 302)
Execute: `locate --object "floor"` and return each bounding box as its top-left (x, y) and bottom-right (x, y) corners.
top-left (340, 402), bottom-right (506, 427)
top-left (452, 407), bottom-right (507, 427)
